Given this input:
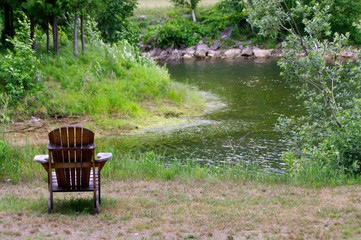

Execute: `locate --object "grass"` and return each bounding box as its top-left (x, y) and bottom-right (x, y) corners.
top-left (0, 180), bottom-right (360, 239)
top-left (3, 39), bottom-right (205, 132)
top-left (1, 137), bottom-right (360, 187)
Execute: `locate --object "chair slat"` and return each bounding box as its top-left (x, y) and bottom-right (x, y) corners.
top-left (68, 127), bottom-right (76, 189)
top-left (52, 128), bottom-right (66, 188)
top-left (76, 127), bottom-right (82, 188)
top-left (61, 127), bottom-right (70, 188)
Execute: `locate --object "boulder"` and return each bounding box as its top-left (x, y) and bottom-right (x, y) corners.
top-left (186, 46), bottom-right (196, 55)
top-left (168, 49), bottom-right (181, 61)
top-left (157, 50), bottom-right (169, 60)
top-left (241, 46), bottom-right (253, 56)
top-left (221, 26), bottom-right (233, 40)
top-left (253, 48), bottom-right (273, 58)
top-left (182, 54), bottom-right (194, 60)
top-left (194, 44), bottom-right (210, 58)
top-left (210, 41), bottom-right (220, 50)
top-left (224, 49), bottom-right (242, 58)
top-left (207, 50), bottom-right (221, 59)
top-left (149, 47), bottom-right (162, 57)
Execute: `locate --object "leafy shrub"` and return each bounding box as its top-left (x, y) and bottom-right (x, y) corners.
top-left (0, 15), bottom-right (41, 100)
top-left (200, 0), bottom-right (248, 38)
top-left (144, 17), bottom-right (204, 47)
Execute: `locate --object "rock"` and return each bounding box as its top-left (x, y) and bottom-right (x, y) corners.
top-left (241, 46), bottom-right (253, 56)
top-left (224, 49), bottom-right (242, 58)
top-left (210, 41), bottom-right (220, 50)
top-left (182, 54), bottom-right (194, 60)
top-left (150, 20), bottom-right (157, 25)
top-left (207, 50), bottom-right (221, 59)
top-left (198, 40), bottom-right (204, 45)
top-left (341, 50), bottom-right (354, 58)
top-left (253, 48), bottom-right (273, 58)
top-left (157, 50), bottom-right (169, 60)
top-left (203, 36), bottom-right (209, 42)
top-left (272, 49), bottom-right (283, 57)
top-left (149, 47), bottom-right (162, 57)
top-left (168, 49), bottom-right (181, 61)
top-left (246, 39), bottom-right (252, 45)
top-left (221, 26), bottom-right (233, 40)
top-left (186, 46), bottom-right (196, 55)
top-left (194, 44), bottom-right (209, 58)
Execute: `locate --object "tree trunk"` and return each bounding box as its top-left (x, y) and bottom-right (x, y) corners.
top-left (46, 24), bottom-right (50, 52)
top-left (2, 3), bottom-right (14, 44)
top-left (52, 15), bottom-right (59, 54)
top-left (191, 8), bottom-right (196, 22)
top-left (81, 13), bottom-right (85, 55)
top-left (30, 17), bottom-right (37, 51)
top-left (73, 7), bottom-right (78, 57)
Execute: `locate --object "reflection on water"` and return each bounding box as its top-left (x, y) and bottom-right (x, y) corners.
top-left (100, 60), bottom-right (303, 171)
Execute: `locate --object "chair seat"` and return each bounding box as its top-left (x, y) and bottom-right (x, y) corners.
top-left (52, 171), bottom-right (99, 192)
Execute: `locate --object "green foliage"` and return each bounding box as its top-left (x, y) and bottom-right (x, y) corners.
top-left (200, 0), bottom-right (247, 36)
top-left (251, 0), bottom-right (361, 175)
top-left (97, 0), bottom-right (137, 43)
top-left (0, 15), bottom-right (41, 100)
top-left (144, 17), bottom-right (204, 47)
top-left (142, 0), bottom-right (248, 47)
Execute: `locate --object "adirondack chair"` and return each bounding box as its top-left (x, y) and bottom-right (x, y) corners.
top-left (33, 127), bottom-right (112, 214)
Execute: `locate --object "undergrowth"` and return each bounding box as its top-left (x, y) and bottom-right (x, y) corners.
top-left (0, 139), bottom-right (359, 187)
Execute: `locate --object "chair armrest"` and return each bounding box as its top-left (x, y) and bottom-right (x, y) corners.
top-left (96, 152), bottom-right (113, 162)
top-left (33, 155), bottom-right (49, 164)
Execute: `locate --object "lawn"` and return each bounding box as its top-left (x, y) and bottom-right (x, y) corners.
top-left (1, 180), bottom-right (360, 239)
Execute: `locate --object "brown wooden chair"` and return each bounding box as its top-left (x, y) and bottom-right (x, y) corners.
top-left (33, 126), bottom-right (112, 214)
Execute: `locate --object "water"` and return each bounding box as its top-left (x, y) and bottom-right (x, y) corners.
top-left (103, 60), bottom-right (303, 170)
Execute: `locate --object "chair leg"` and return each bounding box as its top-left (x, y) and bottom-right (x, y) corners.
top-left (99, 172), bottom-right (101, 204)
top-left (48, 191), bottom-right (52, 213)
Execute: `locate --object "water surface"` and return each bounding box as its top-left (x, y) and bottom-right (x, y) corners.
top-left (103, 60), bottom-right (303, 170)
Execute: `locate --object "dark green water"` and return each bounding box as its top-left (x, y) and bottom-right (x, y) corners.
top-left (103, 60), bottom-right (303, 171)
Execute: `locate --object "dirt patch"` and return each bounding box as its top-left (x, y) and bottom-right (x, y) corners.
top-left (1, 117), bottom-right (102, 145)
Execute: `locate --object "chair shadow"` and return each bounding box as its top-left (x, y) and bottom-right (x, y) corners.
top-left (52, 198), bottom-right (98, 215)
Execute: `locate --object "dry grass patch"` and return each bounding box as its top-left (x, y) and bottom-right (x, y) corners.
top-left (0, 180), bottom-right (361, 239)
top-left (137, 0), bottom-right (222, 9)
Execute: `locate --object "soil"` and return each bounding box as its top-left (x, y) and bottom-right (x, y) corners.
top-left (2, 117), bottom-right (102, 145)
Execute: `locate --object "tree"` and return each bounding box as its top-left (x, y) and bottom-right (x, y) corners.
top-left (170, 0), bottom-right (201, 22)
top-left (97, 0), bottom-right (137, 43)
top-left (249, 0), bottom-right (361, 173)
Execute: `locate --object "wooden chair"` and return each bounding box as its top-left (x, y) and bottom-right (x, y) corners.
top-left (33, 127), bottom-right (112, 214)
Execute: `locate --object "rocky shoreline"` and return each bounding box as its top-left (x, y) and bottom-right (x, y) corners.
top-left (142, 40), bottom-right (359, 62)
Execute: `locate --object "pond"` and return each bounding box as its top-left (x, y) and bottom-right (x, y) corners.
top-left (104, 60), bottom-right (303, 171)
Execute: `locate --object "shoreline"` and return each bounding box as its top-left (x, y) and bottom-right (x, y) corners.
top-left (142, 41), bottom-right (360, 62)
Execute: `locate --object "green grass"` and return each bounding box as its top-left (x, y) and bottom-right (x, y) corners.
top-left (0, 138), bottom-right (360, 187)
top-left (3, 39), bottom-right (205, 130)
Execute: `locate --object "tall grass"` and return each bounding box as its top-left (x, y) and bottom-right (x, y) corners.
top-left (0, 139), bottom-right (359, 187)
top-left (15, 40), bottom-right (204, 129)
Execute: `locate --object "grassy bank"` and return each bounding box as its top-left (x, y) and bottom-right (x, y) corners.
top-left (1, 39), bottom-right (204, 131)
top-left (1, 138), bottom-right (360, 187)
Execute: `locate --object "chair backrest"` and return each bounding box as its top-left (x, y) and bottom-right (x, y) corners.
top-left (48, 127), bottom-right (95, 189)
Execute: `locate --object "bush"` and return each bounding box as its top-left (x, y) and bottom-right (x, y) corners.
top-left (0, 15), bottom-right (41, 100)
top-left (144, 17), bottom-right (204, 47)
